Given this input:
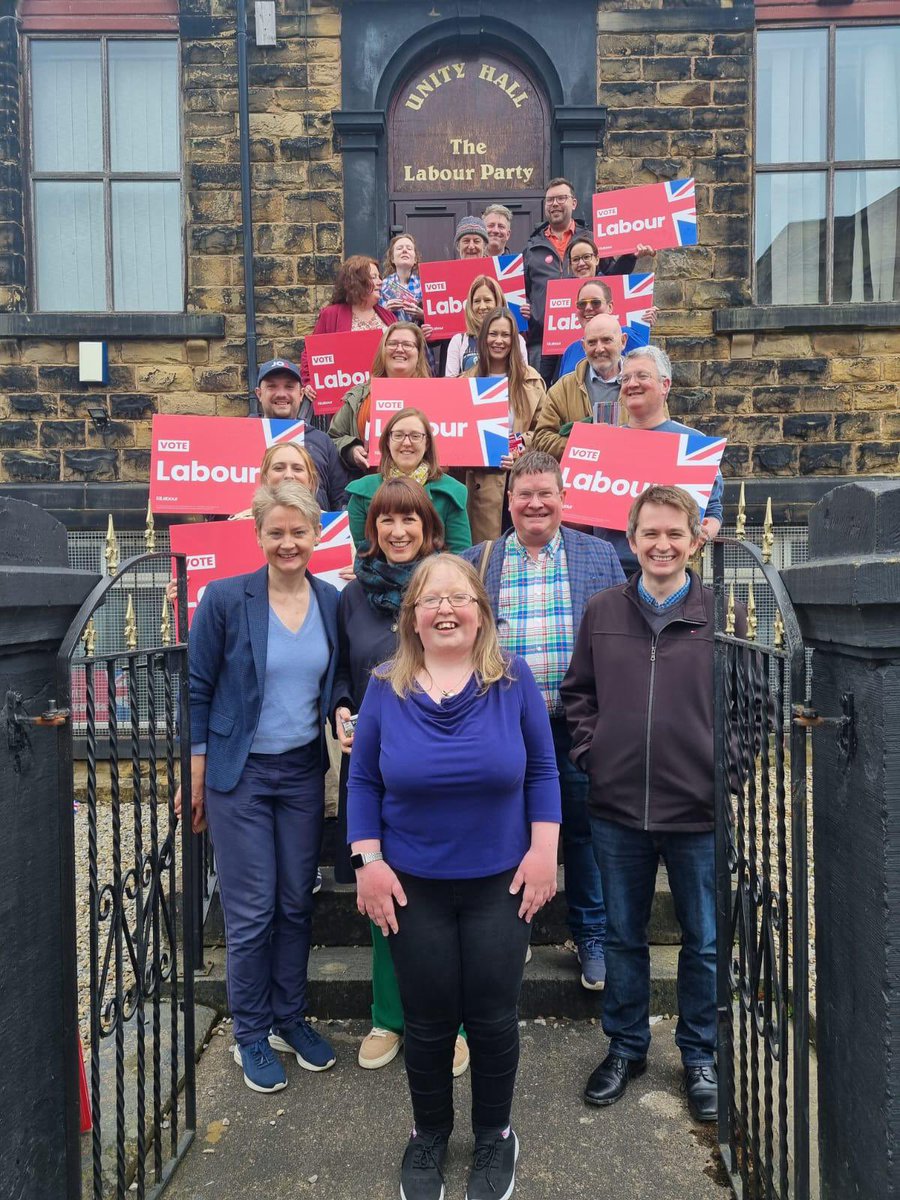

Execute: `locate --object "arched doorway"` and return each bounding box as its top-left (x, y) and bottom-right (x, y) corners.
top-left (388, 50), bottom-right (550, 259)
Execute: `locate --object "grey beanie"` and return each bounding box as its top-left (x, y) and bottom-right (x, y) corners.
top-left (454, 215), bottom-right (489, 246)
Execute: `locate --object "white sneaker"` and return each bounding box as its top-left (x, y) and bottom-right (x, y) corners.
top-left (357, 1026), bottom-right (402, 1069)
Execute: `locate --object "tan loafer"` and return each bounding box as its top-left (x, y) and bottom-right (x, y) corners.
top-left (357, 1027), bottom-right (402, 1070)
top-left (452, 1034), bottom-right (470, 1077)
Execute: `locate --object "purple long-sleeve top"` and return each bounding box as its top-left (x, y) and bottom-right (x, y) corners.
top-left (347, 656), bottom-right (561, 880)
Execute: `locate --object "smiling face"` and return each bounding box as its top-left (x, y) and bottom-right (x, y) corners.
top-left (376, 510), bottom-right (425, 564)
top-left (390, 236), bottom-right (416, 271)
top-left (620, 355), bottom-right (671, 426)
top-left (570, 243), bottom-right (600, 278)
top-left (256, 370), bottom-right (302, 420)
top-left (387, 413), bottom-right (429, 473)
top-left (258, 504), bottom-right (320, 578)
top-left (485, 314), bottom-right (514, 367)
top-left (413, 561), bottom-right (481, 657)
top-left (457, 233), bottom-right (487, 259)
top-left (485, 213), bottom-right (511, 255)
top-left (628, 501), bottom-right (700, 591)
top-left (575, 282), bottom-right (614, 329)
top-left (263, 444), bottom-right (311, 489)
top-left (383, 327), bottom-right (420, 378)
top-left (471, 283), bottom-right (498, 323)
top-left (582, 314), bottom-right (627, 380)
top-left (544, 184), bottom-right (577, 231)
top-left (508, 470), bottom-right (566, 549)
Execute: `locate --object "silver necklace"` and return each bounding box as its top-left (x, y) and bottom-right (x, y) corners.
top-left (424, 666), bottom-right (472, 698)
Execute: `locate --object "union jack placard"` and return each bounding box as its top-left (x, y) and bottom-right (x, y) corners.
top-left (560, 422), bottom-right (725, 530)
top-left (419, 255), bottom-right (526, 339)
top-left (542, 273), bottom-right (655, 355)
top-left (489, 253), bottom-right (528, 332)
top-left (368, 377), bottom-right (509, 468)
top-left (592, 177), bottom-right (699, 259)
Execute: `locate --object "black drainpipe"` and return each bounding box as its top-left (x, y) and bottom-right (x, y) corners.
top-left (236, 0), bottom-right (259, 413)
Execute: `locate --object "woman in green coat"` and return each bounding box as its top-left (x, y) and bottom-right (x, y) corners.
top-left (345, 407), bottom-right (472, 553)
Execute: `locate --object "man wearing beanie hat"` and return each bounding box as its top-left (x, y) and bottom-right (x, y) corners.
top-left (454, 215), bottom-right (489, 259)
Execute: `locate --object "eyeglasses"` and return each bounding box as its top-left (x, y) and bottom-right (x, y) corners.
top-left (415, 592), bottom-right (476, 610)
top-left (546, 194), bottom-right (573, 206)
top-left (387, 341), bottom-right (418, 352)
top-left (576, 298), bottom-right (607, 313)
top-left (389, 430), bottom-right (426, 444)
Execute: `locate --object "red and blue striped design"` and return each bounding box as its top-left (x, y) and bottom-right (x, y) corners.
top-left (261, 418), bottom-right (306, 447)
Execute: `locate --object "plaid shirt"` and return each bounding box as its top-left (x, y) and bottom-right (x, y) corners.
top-left (497, 531), bottom-right (573, 717)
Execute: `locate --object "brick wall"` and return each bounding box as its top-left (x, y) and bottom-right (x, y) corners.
top-left (596, 17), bottom-right (900, 482)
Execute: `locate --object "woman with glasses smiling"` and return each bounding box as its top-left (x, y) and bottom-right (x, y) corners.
top-left (345, 406), bottom-right (472, 553)
top-left (347, 555), bottom-right (560, 1200)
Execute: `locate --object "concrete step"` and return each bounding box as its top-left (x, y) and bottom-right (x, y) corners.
top-left (202, 866), bottom-right (682, 948)
top-left (193, 943), bottom-right (682, 1021)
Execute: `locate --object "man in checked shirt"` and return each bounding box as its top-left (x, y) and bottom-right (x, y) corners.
top-left (462, 451), bottom-right (624, 990)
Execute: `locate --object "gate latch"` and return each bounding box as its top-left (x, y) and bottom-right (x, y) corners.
top-left (792, 693), bottom-right (856, 761)
top-left (5, 691), bottom-right (71, 774)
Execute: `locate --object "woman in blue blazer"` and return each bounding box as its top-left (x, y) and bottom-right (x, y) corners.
top-left (185, 480), bottom-right (340, 1094)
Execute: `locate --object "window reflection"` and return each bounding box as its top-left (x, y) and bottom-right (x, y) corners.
top-left (834, 170), bottom-right (900, 302)
top-left (756, 173), bottom-right (826, 305)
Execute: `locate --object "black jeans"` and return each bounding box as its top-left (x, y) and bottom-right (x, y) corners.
top-left (389, 868), bottom-right (531, 1136)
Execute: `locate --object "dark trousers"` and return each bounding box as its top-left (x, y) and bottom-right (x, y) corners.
top-left (551, 717), bottom-right (606, 945)
top-left (590, 817), bottom-right (716, 1066)
top-left (389, 869), bottom-right (531, 1136)
top-left (205, 742), bottom-right (324, 1044)
top-left (526, 340), bottom-right (560, 387)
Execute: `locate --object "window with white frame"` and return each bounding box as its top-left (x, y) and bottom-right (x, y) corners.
top-left (29, 38), bottom-right (183, 312)
top-left (755, 24), bottom-right (900, 305)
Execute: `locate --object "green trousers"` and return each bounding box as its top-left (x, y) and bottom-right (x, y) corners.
top-left (369, 921), bottom-right (467, 1040)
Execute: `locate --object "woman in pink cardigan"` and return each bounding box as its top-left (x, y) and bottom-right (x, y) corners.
top-left (300, 256), bottom-right (397, 404)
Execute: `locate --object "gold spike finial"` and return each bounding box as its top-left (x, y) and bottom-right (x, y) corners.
top-left (82, 616), bottom-right (96, 657)
top-left (145, 498), bottom-right (156, 554)
top-left (735, 481), bottom-right (747, 540)
top-left (105, 514), bottom-right (119, 577)
top-left (747, 580), bottom-right (757, 641)
top-left (773, 609), bottom-right (785, 650)
top-left (762, 497), bottom-right (774, 564)
top-left (124, 594), bottom-right (138, 650)
top-left (725, 583), bottom-right (736, 635)
top-left (160, 591), bottom-right (172, 646)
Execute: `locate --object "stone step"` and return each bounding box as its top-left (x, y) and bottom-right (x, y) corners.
top-left (193, 943), bottom-right (682, 1022)
top-left (202, 866), bottom-right (682, 949)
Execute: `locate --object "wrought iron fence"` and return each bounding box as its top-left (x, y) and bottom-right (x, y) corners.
top-left (58, 551), bottom-right (198, 1200)
top-left (713, 512), bottom-right (811, 1200)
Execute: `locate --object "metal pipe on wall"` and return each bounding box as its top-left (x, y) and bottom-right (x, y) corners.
top-left (236, 0), bottom-right (259, 413)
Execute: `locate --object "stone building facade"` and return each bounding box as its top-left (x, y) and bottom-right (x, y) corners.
top-left (0, 0), bottom-right (897, 530)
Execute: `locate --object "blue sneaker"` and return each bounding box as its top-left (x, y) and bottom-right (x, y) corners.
top-left (269, 1019), bottom-right (336, 1071)
top-left (577, 938), bottom-right (606, 991)
top-left (232, 1038), bottom-right (287, 1093)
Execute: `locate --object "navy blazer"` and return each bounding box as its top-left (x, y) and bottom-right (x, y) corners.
top-left (461, 526), bottom-right (625, 633)
top-left (189, 565), bottom-right (340, 793)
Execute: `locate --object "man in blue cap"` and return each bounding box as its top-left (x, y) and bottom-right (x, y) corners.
top-left (255, 358), bottom-right (349, 510)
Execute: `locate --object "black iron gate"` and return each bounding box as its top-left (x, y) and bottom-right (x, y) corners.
top-left (713, 533), bottom-right (811, 1200)
top-left (57, 550), bottom-right (198, 1200)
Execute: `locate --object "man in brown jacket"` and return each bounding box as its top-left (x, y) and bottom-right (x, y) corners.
top-left (560, 484), bottom-right (719, 1124)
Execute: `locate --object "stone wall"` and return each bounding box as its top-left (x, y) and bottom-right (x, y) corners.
top-left (596, 19), bottom-right (900, 482)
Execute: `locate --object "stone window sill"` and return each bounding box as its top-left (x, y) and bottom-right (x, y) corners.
top-left (715, 304), bottom-right (900, 333)
top-left (0, 313), bottom-right (225, 339)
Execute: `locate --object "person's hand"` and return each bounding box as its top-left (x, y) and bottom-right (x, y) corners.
top-left (700, 516), bottom-right (721, 545)
top-left (509, 847), bottom-right (557, 922)
top-left (634, 243), bottom-right (655, 258)
top-left (165, 579), bottom-right (177, 605)
top-left (338, 563), bottom-right (357, 583)
top-left (351, 444), bottom-right (370, 471)
top-left (356, 860), bottom-right (407, 935)
top-left (173, 760), bottom-right (207, 834)
top-left (644, 305), bottom-right (660, 327)
top-left (499, 453), bottom-right (515, 470)
top-left (335, 706), bottom-right (355, 754)
top-left (407, 304), bottom-right (425, 321)
top-left (384, 298), bottom-right (404, 312)
top-left (519, 301), bottom-right (531, 320)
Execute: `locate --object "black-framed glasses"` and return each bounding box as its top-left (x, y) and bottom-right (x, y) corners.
top-left (389, 430), bottom-right (426, 444)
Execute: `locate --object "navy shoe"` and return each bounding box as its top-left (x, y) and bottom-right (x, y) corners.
top-left (232, 1038), bottom-right (287, 1093)
top-left (269, 1019), bottom-right (336, 1071)
top-left (576, 937), bottom-right (606, 990)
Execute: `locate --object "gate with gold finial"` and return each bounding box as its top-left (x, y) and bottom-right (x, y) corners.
top-left (56, 511), bottom-right (200, 1200)
top-left (712, 491), bottom-right (813, 1200)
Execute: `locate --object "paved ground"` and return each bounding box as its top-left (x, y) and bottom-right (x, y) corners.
top-left (166, 1018), bottom-right (730, 1200)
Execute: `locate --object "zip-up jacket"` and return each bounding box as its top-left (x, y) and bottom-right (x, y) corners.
top-left (522, 218), bottom-right (637, 347)
top-left (560, 571), bottom-right (740, 833)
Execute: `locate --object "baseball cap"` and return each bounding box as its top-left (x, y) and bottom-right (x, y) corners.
top-left (257, 358), bottom-right (302, 385)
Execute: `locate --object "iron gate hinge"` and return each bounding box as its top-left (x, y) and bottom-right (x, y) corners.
top-left (792, 693), bottom-right (856, 761)
top-left (5, 690), bottom-right (71, 775)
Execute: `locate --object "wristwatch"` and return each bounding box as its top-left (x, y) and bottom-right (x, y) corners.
top-left (350, 850), bottom-right (384, 870)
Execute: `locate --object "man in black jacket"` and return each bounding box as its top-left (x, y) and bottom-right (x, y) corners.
top-left (560, 484), bottom-right (720, 1124)
top-left (522, 178), bottom-right (650, 386)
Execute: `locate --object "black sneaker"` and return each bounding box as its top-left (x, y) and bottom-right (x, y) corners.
top-left (400, 1129), bottom-right (448, 1200)
top-left (465, 1129), bottom-right (519, 1200)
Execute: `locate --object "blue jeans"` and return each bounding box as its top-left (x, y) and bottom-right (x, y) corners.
top-left (205, 742), bottom-right (324, 1044)
top-left (590, 817), bottom-right (716, 1066)
top-left (552, 718), bottom-right (605, 945)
